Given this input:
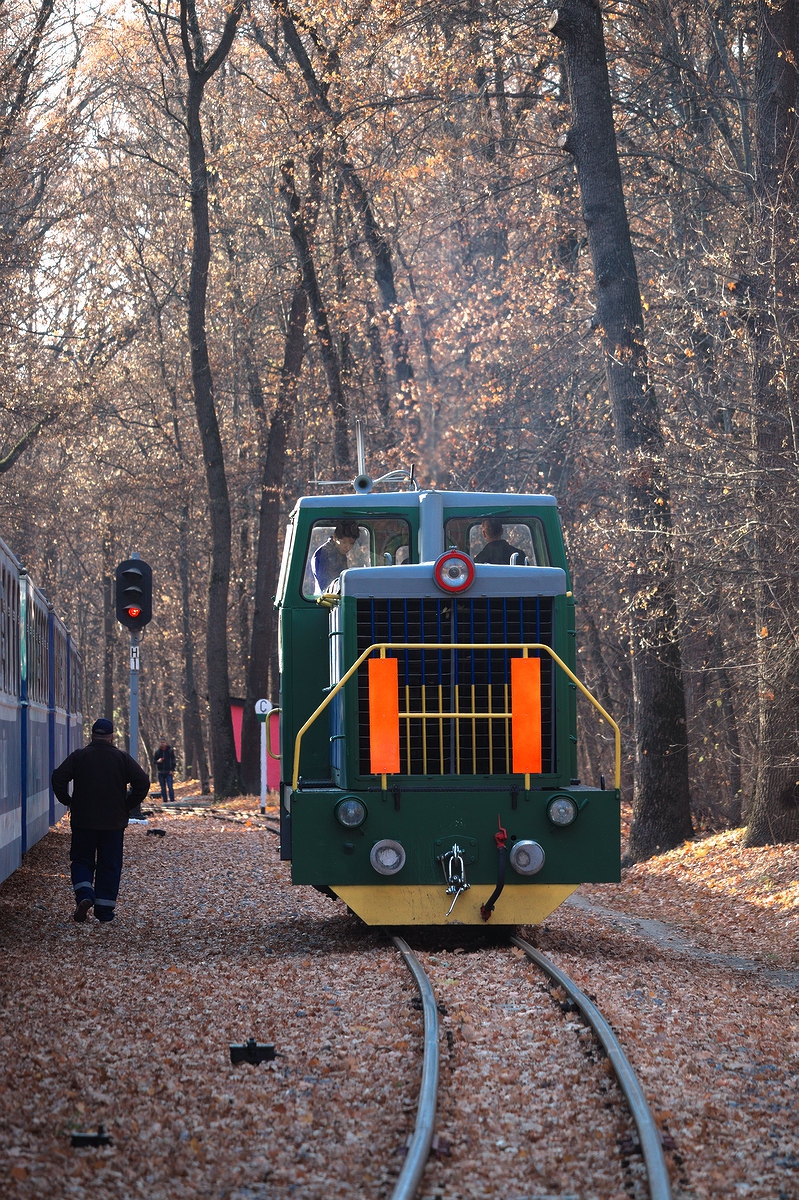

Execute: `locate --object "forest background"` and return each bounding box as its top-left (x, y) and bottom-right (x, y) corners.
top-left (2, 0), bottom-right (798, 858)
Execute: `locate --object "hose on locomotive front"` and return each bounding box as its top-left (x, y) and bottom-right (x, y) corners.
top-left (480, 819), bottom-right (509, 921)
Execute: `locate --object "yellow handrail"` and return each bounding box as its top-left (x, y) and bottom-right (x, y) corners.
top-left (292, 642), bottom-right (621, 792)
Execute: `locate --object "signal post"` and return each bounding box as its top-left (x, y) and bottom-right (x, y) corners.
top-left (115, 556), bottom-right (153, 793)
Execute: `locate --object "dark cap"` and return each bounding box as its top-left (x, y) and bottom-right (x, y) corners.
top-left (91, 718), bottom-right (114, 736)
top-left (335, 521), bottom-right (359, 539)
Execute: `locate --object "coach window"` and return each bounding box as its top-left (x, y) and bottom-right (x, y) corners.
top-left (302, 517), bottom-right (412, 598)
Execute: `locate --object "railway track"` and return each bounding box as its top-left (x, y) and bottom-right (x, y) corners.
top-left (392, 934), bottom-right (673, 1200)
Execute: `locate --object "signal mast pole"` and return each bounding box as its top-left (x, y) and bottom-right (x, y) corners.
top-left (125, 551), bottom-right (144, 760)
top-left (130, 629), bottom-right (141, 760)
top-left (128, 622), bottom-right (144, 819)
top-left (114, 552), bottom-right (153, 780)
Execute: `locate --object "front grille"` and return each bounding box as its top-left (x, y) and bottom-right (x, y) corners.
top-left (355, 596), bottom-right (555, 776)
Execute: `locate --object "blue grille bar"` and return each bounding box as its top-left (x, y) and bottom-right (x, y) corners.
top-left (355, 596), bottom-right (556, 776)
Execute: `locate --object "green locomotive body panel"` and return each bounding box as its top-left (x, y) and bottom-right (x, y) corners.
top-left (288, 784), bottom-right (620, 886)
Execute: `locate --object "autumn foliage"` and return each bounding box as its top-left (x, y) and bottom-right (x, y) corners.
top-left (0, 2), bottom-right (796, 846)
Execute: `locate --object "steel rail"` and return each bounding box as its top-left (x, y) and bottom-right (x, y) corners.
top-left (390, 936), bottom-right (440, 1200)
top-left (512, 935), bottom-right (673, 1200)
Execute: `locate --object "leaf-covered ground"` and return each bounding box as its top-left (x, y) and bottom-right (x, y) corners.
top-left (0, 790), bottom-right (796, 1199)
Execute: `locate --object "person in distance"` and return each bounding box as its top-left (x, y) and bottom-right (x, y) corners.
top-left (154, 739), bottom-right (177, 804)
top-left (52, 718), bottom-right (150, 924)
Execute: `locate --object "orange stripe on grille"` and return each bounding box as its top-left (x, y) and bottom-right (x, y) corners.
top-left (368, 657), bottom-right (400, 774)
top-left (511, 657), bottom-right (542, 774)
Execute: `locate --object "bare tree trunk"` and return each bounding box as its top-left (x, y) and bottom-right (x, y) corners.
top-left (239, 279), bottom-right (308, 793)
top-left (181, 707), bottom-right (194, 781)
top-left (280, 159), bottom-right (350, 471)
top-left (251, 7), bottom-right (412, 420)
top-left (102, 529), bottom-right (114, 720)
top-left (549, 0), bottom-right (693, 860)
top-left (744, 0), bottom-right (799, 847)
top-left (0, 415), bottom-right (55, 473)
top-left (179, 503), bottom-right (210, 793)
top-left (180, 0), bottom-right (244, 796)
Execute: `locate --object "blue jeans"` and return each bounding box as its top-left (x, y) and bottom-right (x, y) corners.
top-left (70, 827), bottom-right (125, 919)
top-left (158, 771), bottom-right (175, 803)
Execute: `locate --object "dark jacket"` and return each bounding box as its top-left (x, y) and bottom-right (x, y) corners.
top-left (154, 745), bottom-right (176, 774)
top-left (52, 738), bottom-right (150, 831)
top-left (475, 539), bottom-right (525, 565)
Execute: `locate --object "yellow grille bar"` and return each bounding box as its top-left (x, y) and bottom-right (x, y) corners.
top-left (291, 642), bottom-right (621, 792)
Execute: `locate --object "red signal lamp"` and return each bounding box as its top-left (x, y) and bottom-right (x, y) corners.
top-left (115, 558), bottom-right (153, 630)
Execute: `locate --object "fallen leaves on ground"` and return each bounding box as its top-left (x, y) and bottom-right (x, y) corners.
top-left (0, 794), bottom-right (796, 1199)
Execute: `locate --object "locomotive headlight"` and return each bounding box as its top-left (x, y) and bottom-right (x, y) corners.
top-left (547, 795), bottom-right (579, 827)
top-left (433, 550), bottom-right (475, 594)
top-left (369, 839), bottom-right (406, 875)
top-left (509, 840), bottom-right (545, 876)
top-left (335, 797), bottom-right (367, 828)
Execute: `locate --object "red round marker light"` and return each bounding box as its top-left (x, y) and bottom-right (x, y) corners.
top-left (126, 606), bottom-right (142, 619)
top-left (433, 550), bottom-right (475, 594)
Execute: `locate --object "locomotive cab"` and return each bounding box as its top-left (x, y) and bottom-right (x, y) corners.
top-left (275, 486), bottom-right (621, 926)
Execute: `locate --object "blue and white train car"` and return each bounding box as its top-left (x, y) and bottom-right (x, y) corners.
top-left (0, 535), bottom-right (83, 885)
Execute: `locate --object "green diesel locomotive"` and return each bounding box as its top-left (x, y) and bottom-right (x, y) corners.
top-left (275, 470), bottom-right (620, 925)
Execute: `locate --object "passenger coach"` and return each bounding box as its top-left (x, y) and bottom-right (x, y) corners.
top-left (0, 535), bottom-right (83, 884)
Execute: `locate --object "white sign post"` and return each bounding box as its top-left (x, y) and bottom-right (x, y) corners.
top-left (255, 699), bottom-right (272, 813)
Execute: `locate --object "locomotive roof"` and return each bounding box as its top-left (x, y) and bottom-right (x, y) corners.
top-left (290, 489), bottom-right (558, 513)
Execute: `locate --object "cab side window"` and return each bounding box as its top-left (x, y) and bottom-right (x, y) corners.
top-left (444, 517), bottom-right (549, 566)
top-left (302, 517), bottom-right (412, 598)
top-left (471, 522), bottom-right (535, 564)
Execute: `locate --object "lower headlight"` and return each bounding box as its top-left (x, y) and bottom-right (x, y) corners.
top-left (335, 797), bottom-right (367, 828)
top-left (547, 795), bottom-right (579, 827)
top-left (509, 840), bottom-right (545, 875)
top-left (369, 839), bottom-right (406, 875)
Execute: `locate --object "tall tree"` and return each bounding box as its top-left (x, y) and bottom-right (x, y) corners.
top-left (179, 0), bottom-right (245, 795)
top-left (549, 0), bottom-right (693, 859)
top-left (179, 502), bottom-right (211, 792)
top-left (280, 157), bottom-right (350, 469)
top-left (239, 277), bottom-right (308, 793)
top-left (250, 2), bottom-right (414, 421)
top-left (743, 0), bottom-right (799, 847)
top-left (0, 0), bottom-right (86, 472)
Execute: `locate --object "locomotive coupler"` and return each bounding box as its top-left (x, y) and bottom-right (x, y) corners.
top-left (439, 843), bottom-right (471, 917)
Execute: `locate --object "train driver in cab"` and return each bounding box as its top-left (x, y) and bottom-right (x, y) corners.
top-left (474, 517), bottom-right (525, 565)
top-left (311, 520), bottom-right (360, 592)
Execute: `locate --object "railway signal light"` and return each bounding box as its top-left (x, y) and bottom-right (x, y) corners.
top-left (115, 558), bottom-right (153, 631)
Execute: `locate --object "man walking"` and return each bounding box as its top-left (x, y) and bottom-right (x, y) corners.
top-left (154, 739), bottom-right (177, 804)
top-left (52, 718), bottom-right (150, 924)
